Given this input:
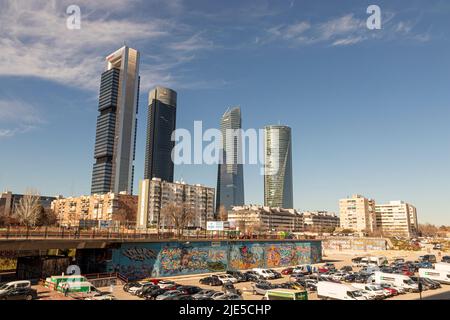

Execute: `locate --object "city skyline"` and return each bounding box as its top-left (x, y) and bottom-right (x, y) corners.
top-left (0, 0), bottom-right (449, 225)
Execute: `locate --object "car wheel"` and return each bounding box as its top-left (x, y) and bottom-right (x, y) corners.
top-left (26, 295), bottom-right (33, 301)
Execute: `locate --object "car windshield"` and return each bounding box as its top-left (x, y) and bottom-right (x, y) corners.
top-left (404, 280), bottom-right (415, 285)
top-left (0, 284), bottom-right (10, 290)
top-left (349, 290), bottom-right (364, 298)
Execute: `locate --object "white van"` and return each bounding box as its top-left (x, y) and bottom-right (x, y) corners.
top-left (419, 268), bottom-right (450, 284)
top-left (351, 283), bottom-right (387, 300)
top-left (434, 263), bottom-right (450, 273)
top-left (252, 268), bottom-right (275, 280)
top-left (0, 281), bottom-right (31, 295)
top-left (317, 282), bottom-right (366, 300)
top-left (374, 272), bottom-right (419, 292)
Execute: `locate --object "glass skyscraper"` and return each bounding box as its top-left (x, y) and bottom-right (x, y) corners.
top-left (264, 125), bottom-right (293, 209)
top-left (216, 107), bottom-right (245, 211)
top-left (91, 46), bottom-right (140, 195)
top-left (144, 86), bottom-right (177, 182)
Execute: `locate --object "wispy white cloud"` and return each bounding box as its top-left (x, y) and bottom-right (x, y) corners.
top-left (0, 99), bottom-right (44, 138)
top-left (263, 12), bottom-right (432, 47)
top-left (0, 0), bottom-right (217, 92)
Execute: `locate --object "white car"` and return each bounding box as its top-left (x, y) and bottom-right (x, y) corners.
top-left (252, 268), bottom-right (275, 280)
top-left (216, 274), bottom-right (238, 284)
top-left (158, 280), bottom-right (176, 289)
top-left (127, 282), bottom-right (152, 295)
top-left (214, 293), bottom-right (243, 300)
top-left (351, 284), bottom-right (385, 300)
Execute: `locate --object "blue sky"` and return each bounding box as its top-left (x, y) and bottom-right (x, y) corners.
top-left (0, 0), bottom-right (449, 224)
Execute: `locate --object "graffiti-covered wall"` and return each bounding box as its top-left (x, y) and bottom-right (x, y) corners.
top-left (323, 238), bottom-right (387, 252)
top-left (106, 241), bottom-right (322, 280)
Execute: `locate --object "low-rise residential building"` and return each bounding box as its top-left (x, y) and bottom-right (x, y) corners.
top-left (339, 194), bottom-right (377, 233)
top-left (303, 211), bottom-right (340, 231)
top-left (51, 192), bottom-right (138, 227)
top-left (136, 179), bottom-right (215, 230)
top-left (375, 201), bottom-right (418, 238)
top-left (0, 191), bottom-right (57, 218)
top-left (228, 205), bottom-right (304, 233)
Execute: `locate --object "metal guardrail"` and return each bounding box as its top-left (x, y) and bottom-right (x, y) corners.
top-left (0, 226), bottom-right (293, 241)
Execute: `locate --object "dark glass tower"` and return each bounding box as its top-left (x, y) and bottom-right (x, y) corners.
top-left (216, 107), bottom-right (245, 211)
top-left (91, 46), bottom-right (140, 195)
top-left (144, 86), bottom-right (177, 182)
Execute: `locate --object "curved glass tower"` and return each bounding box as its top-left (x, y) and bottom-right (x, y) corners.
top-left (264, 125), bottom-right (293, 209)
top-left (216, 107), bottom-right (245, 211)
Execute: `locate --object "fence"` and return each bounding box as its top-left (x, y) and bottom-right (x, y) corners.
top-left (0, 226), bottom-right (296, 241)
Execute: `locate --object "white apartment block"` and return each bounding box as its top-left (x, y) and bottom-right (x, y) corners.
top-left (375, 201), bottom-right (418, 238)
top-left (137, 178), bottom-right (215, 230)
top-left (303, 211), bottom-right (340, 231)
top-left (51, 192), bottom-right (137, 227)
top-left (228, 205), bottom-right (304, 233)
top-left (339, 195), bottom-right (377, 232)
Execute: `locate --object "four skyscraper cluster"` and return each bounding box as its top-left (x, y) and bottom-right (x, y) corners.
top-left (91, 46), bottom-right (294, 212)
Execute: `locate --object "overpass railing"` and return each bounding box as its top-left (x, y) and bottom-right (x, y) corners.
top-left (0, 226), bottom-right (297, 241)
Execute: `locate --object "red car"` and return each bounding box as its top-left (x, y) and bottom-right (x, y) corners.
top-left (318, 267), bottom-right (329, 274)
top-left (380, 284), bottom-right (398, 296)
top-left (281, 268), bottom-right (294, 275)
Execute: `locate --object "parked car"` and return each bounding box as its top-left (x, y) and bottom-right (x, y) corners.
top-left (211, 291), bottom-right (227, 300)
top-left (252, 268), bottom-right (275, 280)
top-left (178, 286), bottom-right (203, 295)
top-left (134, 283), bottom-right (158, 296)
top-left (192, 289), bottom-right (217, 300)
top-left (156, 290), bottom-right (184, 300)
top-left (199, 276), bottom-right (222, 286)
top-left (420, 255), bottom-right (437, 263)
top-left (144, 288), bottom-right (168, 300)
top-left (216, 274), bottom-right (238, 284)
top-left (172, 294), bottom-right (195, 300)
top-left (158, 280), bottom-right (177, 289)
top-left (268, 269), bottom-right (283, 279)
top-left (421, 277), bottom-right (441, 289)
top-left (214, 293), bottom-right (243, 300)
top-left (281, 267), bottom-right (294, 275)
top-left (126, 281), bottom-right (153, 295)
top-left (323, 263), bottom-right (336, 271)
top-left (340, 266), bottom-right (353, 272)
top-left (252, 281), bottom-right (275, 295)
top-left (226, 271), bottom-right (247, 282)
top-left (289, 273), bottom-right (306, 282)
top-left (0, 286), bottom-right (38, 300)
top-left (244, 271), bottom-right (262, 282)
top-left (378, 283), bottom-right (399, 296)
top-left (441, 256), bottom-right (450, 263)
top-left (0, 281), bottom-right (31, 296)
top-left (222, 282), bottom-right (241, 295)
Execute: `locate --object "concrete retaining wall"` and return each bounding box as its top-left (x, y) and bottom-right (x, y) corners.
top-left (323, 238), bottom-right (387, 252)
top-left (106, 240), bottom-right (322, 280)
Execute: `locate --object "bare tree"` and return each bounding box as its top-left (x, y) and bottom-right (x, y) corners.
top-left (218, 205), bottom-right (228, 222)
top-left (14, 189), bottom-right (41, 227)
top-left (160, 203), bottom-right (196, 238)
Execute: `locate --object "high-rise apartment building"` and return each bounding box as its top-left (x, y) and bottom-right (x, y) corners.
top-left (339, 194), bottom-right (377, 232)
top-left (91, 46), bottom-right (140, 195)
top-left (375, 201), bottom-right (418, 238)
top-left (137, 178), bottom-right (215, 230)
top-left (144, 87), bottom-right (177, 183)
top-left (264, 125), bottom-right (293, 209)
top-left (216, 107), bottom-right (245, 211)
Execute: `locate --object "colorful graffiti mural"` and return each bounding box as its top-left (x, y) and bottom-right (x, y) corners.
top-left (107, 241), bottom-right (322, 280)
top-left (228, 244), bottom-right (264, 270)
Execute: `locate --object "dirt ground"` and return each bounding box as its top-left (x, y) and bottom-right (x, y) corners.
top-left (33, 247), bottom-right (450, 301)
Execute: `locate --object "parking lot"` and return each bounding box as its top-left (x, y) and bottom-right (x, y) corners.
top-left (103, 249), bottom-right (450, 301)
